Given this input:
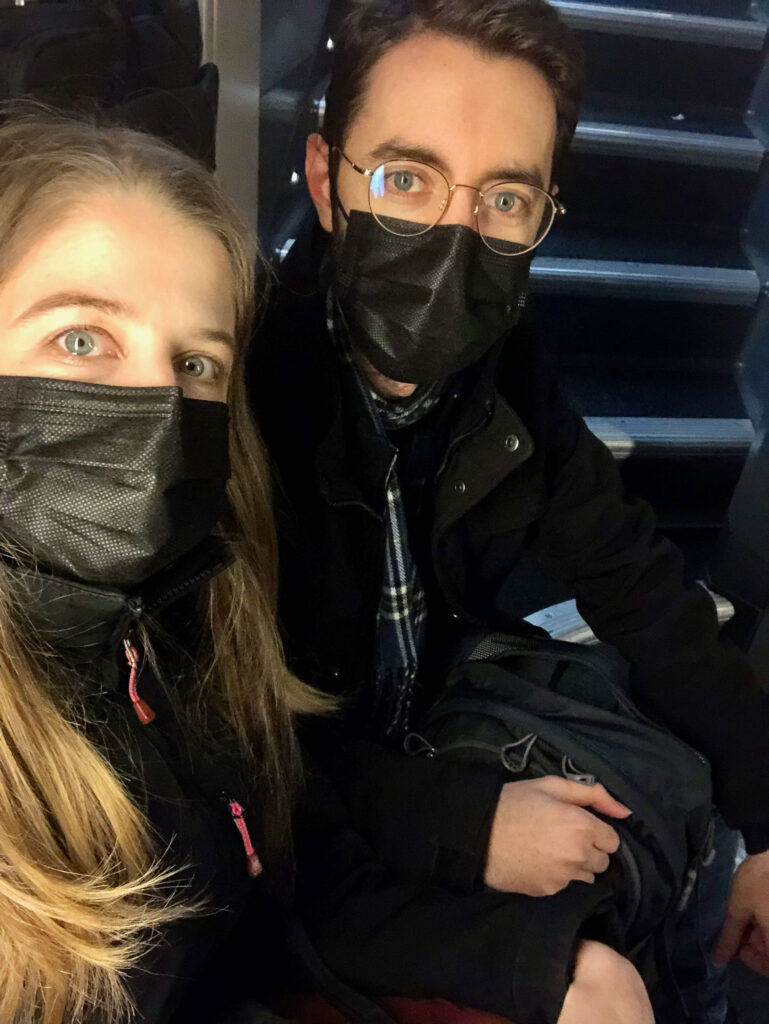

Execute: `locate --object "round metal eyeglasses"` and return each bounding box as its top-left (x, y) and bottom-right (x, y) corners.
top-left (334, 146), bottom-right (564, 256)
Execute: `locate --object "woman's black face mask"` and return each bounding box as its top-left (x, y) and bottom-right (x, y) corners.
top-left (0, 376), bottom-right (230, 588)
top-left (331, 209), bottom-right (532, 384)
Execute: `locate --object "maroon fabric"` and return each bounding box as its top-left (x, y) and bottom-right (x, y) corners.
top-left (273, 994), bottom-right (513, 1024)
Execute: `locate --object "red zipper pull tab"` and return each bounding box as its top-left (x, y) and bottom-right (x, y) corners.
top-left (123, 638), bottom-right (156, 725)
top-left (226, 797), bottom-right (263, 878)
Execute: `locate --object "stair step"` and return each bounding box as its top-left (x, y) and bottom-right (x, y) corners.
top-left (532, 294), bottom-right (752, 369)
top-left (530, 259), bottom-right (760, 305)
top-left (573, 120), bottom-right (765, 169)
top-left (552, 1), bottom-right (766, 47)
top-left (561, 367), bottom-right (747, 417)
top-left (585, 415), bottom-right (755, 457)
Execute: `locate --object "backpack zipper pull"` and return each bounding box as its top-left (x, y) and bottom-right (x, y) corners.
top-left (223, 795), bottom-right (263, 878)
top-left (123, 638), bottom-right (156, 725)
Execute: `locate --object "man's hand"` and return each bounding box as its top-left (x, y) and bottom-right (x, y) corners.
top-left (713, 849), bottom-right (769, 975)
top-left (558, 940), bottom-right (654, 1024)
top-left (484, 775), bottom-right (632, 896)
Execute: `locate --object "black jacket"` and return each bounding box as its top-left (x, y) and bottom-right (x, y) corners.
top-left (249, 225), bottom-right (769, 861)
top-left (249, 225), bottom-right (769, 1022)
top-left (15, 539), bottom-right (283, 1024)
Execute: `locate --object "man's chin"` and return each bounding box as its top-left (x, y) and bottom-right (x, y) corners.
top-left (353, 349), bottom-right (418, 400)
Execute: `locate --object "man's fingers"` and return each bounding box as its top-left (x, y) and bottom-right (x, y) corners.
top-left (573, 870), bottom-right (596, 885)
top-left (590, 817), bottom-right (621, 855)
top-left (713, 911), bottom-right (751, 967)
top-left (585, 848), bottom-right (611, 876)
top-left (739, 943), bottom-right (769, 977)
top-left (559, 780), bottom-right (632, 820)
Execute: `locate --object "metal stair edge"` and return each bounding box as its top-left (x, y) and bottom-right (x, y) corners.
top-left (552, 1), bottom-right (767, 48)
top-left (584, 415), bottom-right (755, 459)
top-left (525, 591), bottom-right (735, 643)
top-left (530, 259), bottom-right (761, 305)
top-left (573, 121), bottom-right (765, 170)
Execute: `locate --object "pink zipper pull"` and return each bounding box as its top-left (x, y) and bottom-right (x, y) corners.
top-left (123, 638), bottom-right (156, 725)
top-left (226, 797), bottom-right (263, 878)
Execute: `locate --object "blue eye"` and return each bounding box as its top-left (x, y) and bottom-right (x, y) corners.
top-left (177, 354), bottom-right (219, 381)
top-left (393, 171), bottom-right (414, 192)
top-left (64, 329), bottom-right (96, 356)
top-left (494, 192), bottom-right (518, 213)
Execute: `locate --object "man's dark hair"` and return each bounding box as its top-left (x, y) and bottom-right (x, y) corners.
top-left (324, 0), bottom-right (585, 184)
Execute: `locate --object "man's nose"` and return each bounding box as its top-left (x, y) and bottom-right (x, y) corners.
top-left (440, 184), bottom-right (480, 232)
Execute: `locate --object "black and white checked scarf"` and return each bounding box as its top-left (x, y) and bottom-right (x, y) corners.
top-left (327, 294), bottom-right (443, 736)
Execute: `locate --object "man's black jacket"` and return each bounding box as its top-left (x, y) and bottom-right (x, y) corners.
top-left (250, 227), bottom-right (769, 886)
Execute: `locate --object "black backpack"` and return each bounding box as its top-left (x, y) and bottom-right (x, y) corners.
top-left (405, 632), bottom-right (715, 991)
top-left (0, 0), bottom-right (217, 167)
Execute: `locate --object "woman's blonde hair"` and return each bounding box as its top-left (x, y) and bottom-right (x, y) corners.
top-left (0, 105), bottom-right (326, 1023)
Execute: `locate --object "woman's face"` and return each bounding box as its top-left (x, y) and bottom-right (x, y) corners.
top-left (0, 188), bottom-right (237, 402)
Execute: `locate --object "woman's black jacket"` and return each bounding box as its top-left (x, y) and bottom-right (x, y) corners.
top-left (18, 538), bottom-right (282, 1024)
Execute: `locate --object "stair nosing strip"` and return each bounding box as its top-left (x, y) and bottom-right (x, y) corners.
top-left (551, 1), bottom-right (766, 47)
top-left (531, 259), bottom-right (760, 305)
top-left (584, 415), bottom-right (755, 458)
top-left (573, 122), bottom-right (765, 170)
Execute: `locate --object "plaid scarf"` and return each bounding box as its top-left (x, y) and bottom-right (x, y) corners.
top-left (327, 294), bottom-right (443, 737)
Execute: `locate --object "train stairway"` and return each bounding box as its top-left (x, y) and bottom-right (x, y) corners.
top-left (523, 3), bottom-right (769, 1017)
top-left (529, 0), bottom-right (769, 591)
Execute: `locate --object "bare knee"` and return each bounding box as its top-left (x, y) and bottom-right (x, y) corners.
top-left (557, 940), bottom-right (654, 1024)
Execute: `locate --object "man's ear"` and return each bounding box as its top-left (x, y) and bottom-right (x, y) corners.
top-left (306, 133), bottom-right (333, 233)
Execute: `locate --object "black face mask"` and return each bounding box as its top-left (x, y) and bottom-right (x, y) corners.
top-left (331, 209), bottom-right (532, 384)
top-left (0, 377), bottom-right (230, 588)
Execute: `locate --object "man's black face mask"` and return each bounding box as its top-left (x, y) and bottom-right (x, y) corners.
top-left (331, 209), bottom-right (532, 384)
top-left (0, 376), bottom-right (230, 588)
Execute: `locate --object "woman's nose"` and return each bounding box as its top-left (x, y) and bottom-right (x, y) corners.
top-left (116, 354), bottom-right (177, 389)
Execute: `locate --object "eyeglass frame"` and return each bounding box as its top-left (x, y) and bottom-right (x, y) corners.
top-left (331, 145), bottom-right (565, 256)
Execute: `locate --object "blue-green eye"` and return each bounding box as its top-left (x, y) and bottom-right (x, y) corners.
top-left (393, 171), bottom-right (415, 192)
top-left (494, 192), bottom-right (518, 213)
top-left (177, 354), bottom-right (218, 380)
top-left (64, 329), bottom-right (96, 356)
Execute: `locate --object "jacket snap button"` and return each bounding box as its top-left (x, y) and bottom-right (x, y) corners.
top-left (453, 480), bottom-right (467, 495)
top-left (505, 434), bottom-right (520, 452)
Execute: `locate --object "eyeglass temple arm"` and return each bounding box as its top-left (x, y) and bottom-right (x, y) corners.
top-left (332, 145), bottom-right (374, 178)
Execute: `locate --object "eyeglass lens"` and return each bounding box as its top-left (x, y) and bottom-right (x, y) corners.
top-left (367, 159), bottom-right (555, 255)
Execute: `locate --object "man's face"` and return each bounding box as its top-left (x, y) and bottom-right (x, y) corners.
top-left (305, 30), bottom-right (558, 396)
top-left (308, 30), bottom-right (558, 237)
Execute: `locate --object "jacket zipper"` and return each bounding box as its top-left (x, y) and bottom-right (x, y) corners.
top-left (123, 637), bottom-right (156, 725)
top-left (122, 637), bottom-right (262, 881)
top-left (222, 793), bottom-right (263, 877)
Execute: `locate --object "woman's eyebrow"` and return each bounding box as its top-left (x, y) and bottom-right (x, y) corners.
top-left (196, 328), bottom-right (234, 348)
top-left (12, 292), bottom-right (235, 347)
top-left (12, 291), bottom-right (132, 326)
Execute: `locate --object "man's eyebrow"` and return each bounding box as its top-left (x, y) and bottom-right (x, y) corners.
top-left (369, 139), bottom-right (453, 175)
top-left (12, 291), bottom-right (133, 326)
top-left (367, 138), bottom-right (546, 190)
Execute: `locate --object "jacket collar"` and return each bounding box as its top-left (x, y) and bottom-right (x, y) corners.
top-left (271, 214), bottom-right (535, 516)
top-left (10, 536), bottom-right (232, 678)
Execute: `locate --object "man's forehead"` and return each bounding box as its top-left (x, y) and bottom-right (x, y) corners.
top-left (348, 31), bottom-right (557, 184)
